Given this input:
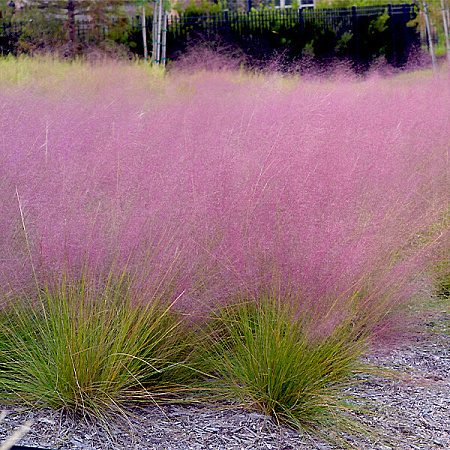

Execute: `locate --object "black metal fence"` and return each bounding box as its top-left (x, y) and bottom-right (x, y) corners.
top-left (165, 4), bottom-right (419, 68)
top-left (0, 4), bottom-right (420, 68)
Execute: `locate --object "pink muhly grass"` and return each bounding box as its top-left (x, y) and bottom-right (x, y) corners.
top-left (0, 63), bottom-right (448, 339)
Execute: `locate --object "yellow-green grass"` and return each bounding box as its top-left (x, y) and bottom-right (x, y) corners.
top-left (0, 54), bottom-right (165, 92)
top-left (0, 265), bottom-right (197, 422)
top-left (199, 289), bottom-right (373, 445)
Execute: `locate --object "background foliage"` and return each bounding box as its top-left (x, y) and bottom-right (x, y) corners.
top-left (0, 0), bottom-right (430, 67)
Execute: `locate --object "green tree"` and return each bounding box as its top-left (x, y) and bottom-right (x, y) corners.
top-left (8, 0), bottom-right (132, 54)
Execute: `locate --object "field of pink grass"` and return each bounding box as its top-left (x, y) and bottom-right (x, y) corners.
top-left (0, 60), bottom-right (449, 334)
top-left (0, 58), bottom-right (449, 437)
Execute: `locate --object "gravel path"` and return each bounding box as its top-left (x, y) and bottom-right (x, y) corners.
top-left (1, 312), bottom-right (449, 450)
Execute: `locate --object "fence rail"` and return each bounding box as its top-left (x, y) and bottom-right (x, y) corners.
top-left (167, 4), bottom-right (413, 34)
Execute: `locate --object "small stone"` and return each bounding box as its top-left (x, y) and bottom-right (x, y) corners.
top-left (38, 417), bottom-right (55, 425)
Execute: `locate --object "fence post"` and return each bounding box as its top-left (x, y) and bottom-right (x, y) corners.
top-left (388, 3), bottom-right (396, 63)
top-left (224, 9), bottom-right (230, 37)
top-left (298, 7), bottom-right (304, 35)
top-left (67, 0), bottom-right (75, 51)
top-left (352, 5), bottom-right (359, 66)
top-left (399, 3), bottom-right (412, 65)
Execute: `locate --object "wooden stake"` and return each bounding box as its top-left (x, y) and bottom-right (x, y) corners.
top-left (0, 420), bottom-right (34, 450)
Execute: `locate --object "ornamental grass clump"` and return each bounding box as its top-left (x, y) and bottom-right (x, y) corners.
top-left (0, 262), bottom-right (196, 420)
top-left (428, 209), bottom-right (450, 300)
top-left (201, 288), bottom-right (370, 439)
